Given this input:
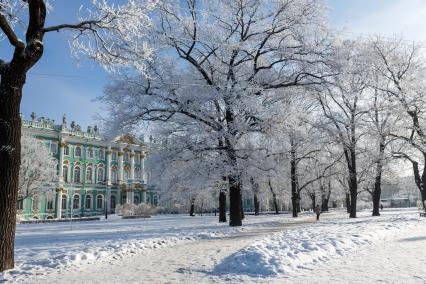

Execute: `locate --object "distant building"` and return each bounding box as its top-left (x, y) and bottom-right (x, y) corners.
top-left (18, 113), bottom-right (157, 220)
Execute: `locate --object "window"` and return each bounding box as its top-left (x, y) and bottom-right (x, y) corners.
top-left (135, 168), bottom-right (142, 180)
top-left (74, 166), bottom-right (81, 183)
top-left (32, 195), bottom-right (39, 210)
top-left (61, 194), bottom-right (67, 209)
top-left (64, 145), bottom-right (69, 156)
top-left (87, 148), bottom-right (94, 159)
top-left (97, 167), bottom-right (104, 183)
top-left (85, 195), bottom-right (92, 210)
top-left (110, 195), bottom-right (116, 209)
top-left (47, 195), bottom-right (54, 210)
top-left (124, 152), bottom-right (129, 162)
top-left (121, 193), bottom-right (127, 205)
top-left (86, 167), bottom-right (93, 183)
top-left (96, 195), bottom-right (104, 209)
top-left (99, 149), bottom-right (105, 160)
top-left (50, 142), bottom-right (58, 154)
top-left (73, 194), bottom-right (80, 209)
top-left (135, 154), bottom-right (141, 164)
top-left (134, 196), bottom-right (140, 205)
top-left (124, 169), bottom-right (130, 181)
top-left (75, 146), bottom-right (82, 157)
top-left (17, 198), bottom-right (23, 210)
top-left (63, 165), bottom-right (69, 182)
top-left (112, 151), bottom-right (117, 161)
top-left (111, 169), bottom-right (118, 184)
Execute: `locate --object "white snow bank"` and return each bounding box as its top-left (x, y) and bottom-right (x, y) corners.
top-left (213, 212), bottom-right (423, 277)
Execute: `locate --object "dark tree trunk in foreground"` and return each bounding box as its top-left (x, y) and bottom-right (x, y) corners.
top-left (219, 190), bottom-right (227, 222)
top-left (0, 1), bottom-right (47, 271)
top-left (0, 70), bottom-right (25, 272)
top-left (321, 182), bottom-right (331, 212)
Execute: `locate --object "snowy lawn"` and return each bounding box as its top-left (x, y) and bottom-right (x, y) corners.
top-left (211, 209), bottom-right (425, 283)
top-left (1, 209), bottom-right (425, 283)
top-left (1, 212), bottom-right (312, 282)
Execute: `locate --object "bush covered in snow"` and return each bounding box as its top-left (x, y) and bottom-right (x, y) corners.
top-left (115, 203), bottom-right (158, 216)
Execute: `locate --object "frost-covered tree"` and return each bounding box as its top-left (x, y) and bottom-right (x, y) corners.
top-left (0, 0), bottom-right (156, 272)
top-left (371, 38), bottom-right (426, 211)
top-left (317, 39), bottom-right (372, 218)
top-left (18, 135), bottom-right (58, 203)
top-left (101, 0), bottom-right (332, 226)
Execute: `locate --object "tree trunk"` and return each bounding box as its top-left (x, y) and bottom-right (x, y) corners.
top-left (240, 193), bottom-right (245, 220)
top-left (321, 182), bottom-right (331, 212)
top-left (311, 194), bottom-right (316, 211)
top-left (189, 199), bottom-right (195, 216)
top-left (228, 174), bottom-right (242, 226)
top-left (268, 179), bottom-right (279, 214)
top-left (290, 149), bottom-right (298, 217)
top-left (218, 190), bottom-right (227, 222)
top-left (372, 142), bottom-right (385, 216)
top-left (345, 193), bottom-right (351, 213)
top-left (0, 69), bottom-right (24, 271)
top-left (253, 193), bottom-right (260, 215)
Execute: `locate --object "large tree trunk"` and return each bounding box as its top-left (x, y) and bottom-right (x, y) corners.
top-left (219, 190), bottom-right (227, 222)
top-left (310, 193), bottom-right (316, 211)
top-left (0, 69), bottom-right (25, 271)
top-left (240, 193), bottom-right (245, 220)
top-left (321, 182), bottom-right (331, 212)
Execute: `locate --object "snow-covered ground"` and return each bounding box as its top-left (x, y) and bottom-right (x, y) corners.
top-left (1, 209), bottom-right (425, 283)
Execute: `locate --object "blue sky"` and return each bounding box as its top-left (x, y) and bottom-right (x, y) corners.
top-left (2, 0), bottom-right (426, 129)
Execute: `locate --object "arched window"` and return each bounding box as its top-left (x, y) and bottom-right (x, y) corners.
top-left (111, 169), bottom-right (118, 184)
top-left (85, 195), bottom-right (92, 210)
top-left (61, 194), bottom-right (67, 209)
top-left (134, 195), bottom-right (140, 205)
top-left (75, 146), bottom-right (82, 157)
top-left (121, 193), bottom-right (127, 205)
top-left (86, 167), bottom-right (93, 183)
top-left (97, 167), bottom-right (104, 183)
top-left (47, 193), bottom-right (54, 210)
top-left (63, 165), bottom-right (69, 182)
top-left (74, 166), bottom-right (81, 183)
top-left (64, 145), bottom-right (70, 156)
top-left (99, 149), bottom-right (105, 160)
top-left (32, 195), bottom-right (39, 210)
top-left (73, 194), bottom-right (80, 209)
top-left (124, 152), bottom-right (129, 162)
top-left (110, 195), bottom-right (117, 209)
top-left (124, 169), bottom-right (130, 181)
top-left (87, 148), bottom-right (94, 158)
top-left (112, 151), bottom-right (117, 161)
top-left (97, 195), bottom-right (104, 209)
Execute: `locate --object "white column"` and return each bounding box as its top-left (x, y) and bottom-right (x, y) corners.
top-left (130, 150), bottom-right (135, 181)
top-left (141, 152), bottom-right (146, 183)
top-left (126, 190), bottom-right (132, 204)
top-left (56, 188), bottom-right (62, 219)
top-left (58, 142), bottom-right (65, 182)
top-left (118, 148), bottom-right (124, 184)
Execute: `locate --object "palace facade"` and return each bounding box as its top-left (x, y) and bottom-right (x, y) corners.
top-left (18, 114), bottom-right (156, 220)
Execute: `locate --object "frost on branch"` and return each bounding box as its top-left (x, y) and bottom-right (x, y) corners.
top-left (70, 0), bottom-right (158, 75)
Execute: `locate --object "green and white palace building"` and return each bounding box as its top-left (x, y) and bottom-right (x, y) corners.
top-left (18, 113), bottom-right (157, 221)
